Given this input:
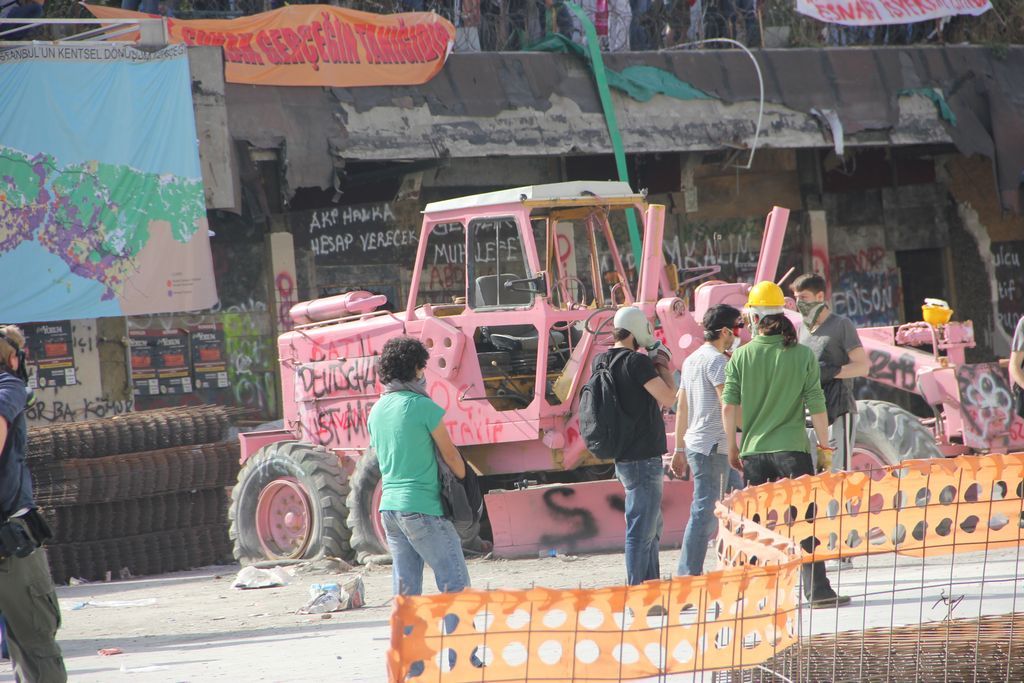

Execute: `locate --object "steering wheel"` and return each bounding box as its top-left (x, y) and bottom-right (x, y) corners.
top-left (554, 275), bottom-right (588, 310)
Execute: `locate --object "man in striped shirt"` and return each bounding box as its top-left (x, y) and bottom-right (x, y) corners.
top-left (671, 304), bottom-right (745, 576)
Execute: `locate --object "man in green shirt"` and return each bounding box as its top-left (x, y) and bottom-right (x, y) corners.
top-left (721, 282), bottom-right (850, 608)
top-left (369, 336), bottom-right (470, 598)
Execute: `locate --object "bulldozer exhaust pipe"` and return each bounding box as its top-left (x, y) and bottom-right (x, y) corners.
top-left (753, 206), bottom-right (790, 285)
top-left (638, 203), bottom-right (666, 304)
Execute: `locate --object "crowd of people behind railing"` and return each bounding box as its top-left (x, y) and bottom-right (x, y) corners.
top-left (194, 0), bottom-right (976, 52)
top-left (0, 0), bottom-right (1012, 55)
top-left (3, 0), bottom-right (1001, 50)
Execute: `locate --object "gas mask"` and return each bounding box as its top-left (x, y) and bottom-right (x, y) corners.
top-left (730, 335), bottom-right (741, 353)
top-left (796, 300), bottom-right (827, 329)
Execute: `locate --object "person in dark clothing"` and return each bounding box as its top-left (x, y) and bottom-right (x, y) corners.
top-left (791, 273), bottom-right (869, 474)
top-left (595, 306), bottom-right (676, 585)
top-left (0, 326), bottom-right (67, 683)
top-left (0, 0), bottom-right (43, 41)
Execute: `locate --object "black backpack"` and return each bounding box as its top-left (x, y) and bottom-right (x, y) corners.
top-left (579, 351), bottom-right (633, 460)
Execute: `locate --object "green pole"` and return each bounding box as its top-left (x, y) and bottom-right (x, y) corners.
top-left (563, 2), bottom-right (643, 266)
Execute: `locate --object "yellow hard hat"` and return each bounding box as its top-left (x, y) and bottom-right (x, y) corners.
top-left (747, 281), bottom-right (785, 309)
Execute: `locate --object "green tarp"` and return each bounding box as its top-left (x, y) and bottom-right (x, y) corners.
top-left (528, 33), bottom-right (714, 103)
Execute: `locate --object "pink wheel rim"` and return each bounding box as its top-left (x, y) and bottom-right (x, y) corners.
top-left (850, 448), bottom-right (888, 480)
top-left (255, 477), bottom-right (313, 559)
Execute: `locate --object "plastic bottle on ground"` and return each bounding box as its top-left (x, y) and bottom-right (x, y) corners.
top-left (305, 592), bottom-right (342, 614)
top-left (308, 582), bottom-right (341, 600)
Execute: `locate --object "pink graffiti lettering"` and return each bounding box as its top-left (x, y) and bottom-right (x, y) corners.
top-left (275, 271), bottom-right (296, 332)
top-left (831, 247), bottom-right (887, 276)
top-left (426, 264), bottom-right (463, 294)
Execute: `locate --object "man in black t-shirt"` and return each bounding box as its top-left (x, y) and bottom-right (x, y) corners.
top-left (595, 306), bottom-right (677, 585)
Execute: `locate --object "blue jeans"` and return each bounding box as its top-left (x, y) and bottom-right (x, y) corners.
top-left (677, 445), bottom-right (744, 576)
top-left (615, 456), bottom-right (664, 585)
top-left (381, 510), bottom-right (470, 597)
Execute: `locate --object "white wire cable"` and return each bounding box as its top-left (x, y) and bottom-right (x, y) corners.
top-left (662, 38), bottom-right (765, 170)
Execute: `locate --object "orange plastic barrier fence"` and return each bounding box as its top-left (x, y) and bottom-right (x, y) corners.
top-left (388, 564), bottom-right (801, 682)
top-left (388, 453), bottom-right (1024, 681)
top-left (718, 453), bottom-right (1024, 564)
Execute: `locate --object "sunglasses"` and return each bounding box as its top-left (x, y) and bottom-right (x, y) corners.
top-left (731, 321), bottom-right (745, 334)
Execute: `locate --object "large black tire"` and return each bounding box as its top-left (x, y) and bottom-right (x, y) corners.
top-left (346, 449), bottom-right (485, 565)
top-left (229, 441), bottom-right (353, 564)
top-left (346, 449), bottom-right (390, 565)
top-left (854, 400), bottom-right (943, 466)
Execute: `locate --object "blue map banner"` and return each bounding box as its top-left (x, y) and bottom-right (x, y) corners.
top-left (0, 43), bottom-right (217, 322)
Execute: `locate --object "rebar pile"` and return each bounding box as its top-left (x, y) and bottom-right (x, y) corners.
top-left (27, 406), bottom-right (243, 584)
top-left (742, 612), bottom-right (1024, 683)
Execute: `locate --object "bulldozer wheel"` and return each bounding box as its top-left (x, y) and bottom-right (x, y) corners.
top-left (346, 449), bottom-right (390, 565)
top-left (347, 449), bottom-right (487, 565)
top-left (852, 400), bottom-right (943, 472)
top-left (229, 440), bottom-right (353, 564)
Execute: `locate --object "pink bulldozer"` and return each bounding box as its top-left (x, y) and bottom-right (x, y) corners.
top-left (229, 181), bottom-right (1023, 564)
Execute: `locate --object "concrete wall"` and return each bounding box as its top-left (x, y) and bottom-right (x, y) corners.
top-left (940, 155), bottom-right (1024, 358)
top-left (24, 319), bottom-right (134, 426)
top-left (22, 150), bottom-right (1018, 428)
top-left (188, 46), bottom-right (236, 211)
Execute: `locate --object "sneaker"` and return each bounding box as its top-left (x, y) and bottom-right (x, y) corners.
top-left (809, 594), bottom-right (852, 609)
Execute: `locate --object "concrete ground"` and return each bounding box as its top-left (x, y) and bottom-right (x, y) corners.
top-left (2, 546), bottom-right (1021, 682)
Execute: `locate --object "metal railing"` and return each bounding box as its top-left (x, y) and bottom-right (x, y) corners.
top-left (0, 17), bottom-right (167, 44)
top-left (28, 0), bottom-right (1024, 51)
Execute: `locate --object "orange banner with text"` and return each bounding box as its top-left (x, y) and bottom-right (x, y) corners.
top-left (85, 4), bottom-right (455, 88)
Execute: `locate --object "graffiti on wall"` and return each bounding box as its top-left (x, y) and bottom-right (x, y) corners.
top-left (831, 247), bottom-right (901, 326)
top-left (275, 271), bottom-right (296, 332)
top-left (832, 270), bottom-right (902, 327)
top-left (119, 236), bottom-right (279, 418)
top-left (956, 362), bottom-right (1016, 449)
top-left (672, 221), bottom-right (761, 281)
top-left (994, 241), bottom-right (1024, 338)
top-left (302, 203), bottom-right (420, 263)
top-left (222, 309), bottom-right (277, 418)
top-left (19, 320), bottom-right (136, 427)
top-left (26, 397), bottom-right (134, 423)
top-left (125, 299), bottom-right (277, 418)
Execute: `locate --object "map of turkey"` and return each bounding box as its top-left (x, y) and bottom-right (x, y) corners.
top-left (0, 43), bottom-right (216, 322)
top-left (0, 144), bottom-right (206, 303)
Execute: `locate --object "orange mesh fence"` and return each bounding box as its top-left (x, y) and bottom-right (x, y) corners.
top-left (715, 505), bottom-right (799, 569)
top-left (388, 564), bottom-right (801, 681)
top-left (388, 453), bottom-right (1024, 681)
top-left (718, 453), bottom-right (1024, 563)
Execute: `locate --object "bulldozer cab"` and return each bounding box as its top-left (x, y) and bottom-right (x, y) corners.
top-left (402, 182), bottom-right (648, 449)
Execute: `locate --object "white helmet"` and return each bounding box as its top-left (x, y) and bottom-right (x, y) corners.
top-left (613, 306), bottom-right (655, 349)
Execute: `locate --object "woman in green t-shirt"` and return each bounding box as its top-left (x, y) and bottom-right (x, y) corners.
top-left (721, 281), bottom-right (849, 609)
top-left (368, 336), bottom-right (470, 596)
